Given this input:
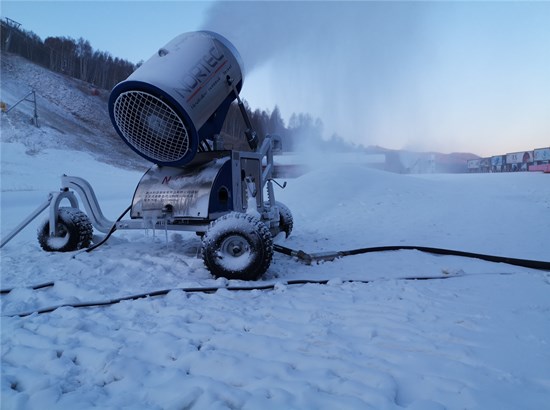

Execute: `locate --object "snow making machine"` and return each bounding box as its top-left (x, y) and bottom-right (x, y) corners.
top-left (3, 31), bottom-right (293, 281)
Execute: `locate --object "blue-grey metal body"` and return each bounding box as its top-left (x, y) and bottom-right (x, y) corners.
top-left (128, 136), bottom-right (279, 233)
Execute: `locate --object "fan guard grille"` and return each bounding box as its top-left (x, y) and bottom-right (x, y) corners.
top-left (112, 91), bottom-right (190, 163)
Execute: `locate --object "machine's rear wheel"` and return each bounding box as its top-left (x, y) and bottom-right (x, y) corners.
top-left (276, 201), bottom-right (293, 238)
top-left (265, 201), bottom-right (293, 238)
top-left (38, 207), bottom-right (93, 252)
top-left (202, 212), bottom-right (273, 281)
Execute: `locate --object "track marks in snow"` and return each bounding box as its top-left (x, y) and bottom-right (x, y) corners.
top-left (4, 273), bottom-right (549, 409)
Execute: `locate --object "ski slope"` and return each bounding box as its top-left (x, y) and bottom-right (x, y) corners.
top-left (2, 48), bottom-right (550, 410)
top-left (1, 139), bottom-right (549, 409)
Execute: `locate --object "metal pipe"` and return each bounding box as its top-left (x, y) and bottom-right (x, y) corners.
top-left (0, 197), bottom-right (51, 249)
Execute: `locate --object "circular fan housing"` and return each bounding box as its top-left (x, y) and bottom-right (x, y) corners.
top-left (109, 31), bottom-right (244, 166)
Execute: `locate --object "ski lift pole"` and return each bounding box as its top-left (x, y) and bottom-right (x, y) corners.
top-left (31, 90), bottom-right (39, 127)
top-left (4, 90), bottom-right (39, 127)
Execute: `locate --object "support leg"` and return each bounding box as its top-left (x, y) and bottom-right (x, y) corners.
top-left (0, 197), bottom-right (52, 249)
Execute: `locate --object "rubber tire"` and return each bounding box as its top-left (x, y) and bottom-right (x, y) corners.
top-left (38, 207), bottom-right (93, 252)
top-left (276, 201), bottom-right (293, 238)
top-left (202, 212), bottom-right (273, 281)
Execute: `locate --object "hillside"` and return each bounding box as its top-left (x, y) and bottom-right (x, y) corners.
top-left (0, 51), bottom-right (148, 171)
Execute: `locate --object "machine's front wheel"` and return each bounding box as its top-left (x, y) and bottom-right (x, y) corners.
top-left (202, 212), bottom-right (273, 281)
top-left (38, 207), bottom-right (93, 252)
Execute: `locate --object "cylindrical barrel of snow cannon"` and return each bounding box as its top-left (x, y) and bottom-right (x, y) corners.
top-left (108, 31), bottom-right (244, 167)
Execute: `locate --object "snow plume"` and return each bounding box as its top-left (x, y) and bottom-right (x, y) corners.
top-left (201, 2), bottom-right (550, 156)
top-left (200, 2), bottom-right (428, 148)
top-left (200, 2), bottom-right (422, 73)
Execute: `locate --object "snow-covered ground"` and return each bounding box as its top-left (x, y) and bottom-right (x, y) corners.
top-left (2, 51), bottom-right (550, 409)
top-left (1, 139), bottom-right (549, 409)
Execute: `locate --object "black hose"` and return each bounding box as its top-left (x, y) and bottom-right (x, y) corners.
top-left (84, 204), bottom-right (132, 253)
top-left (340, 245), bottom-right (550, 271)
top-left (273, 244), bottom-right (550, 271)
top-left (5, 275), bottom-right (459, 317)
top-left (3, 243), bottom-right (548, 316)
top-left (0, 281), bottom-right (54, 295)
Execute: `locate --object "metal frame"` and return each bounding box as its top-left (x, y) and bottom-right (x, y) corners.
top-left (0, 136), bottom-right (281, 249)
top-left (60, 175), bottom-right (114, 233)
top-left (0, 188), bottom-right (79, 249)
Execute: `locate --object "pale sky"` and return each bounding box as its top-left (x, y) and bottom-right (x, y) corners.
top-left (2, 1), bottom-right (549, 156)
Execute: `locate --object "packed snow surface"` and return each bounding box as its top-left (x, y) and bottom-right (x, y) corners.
top-left (1, 140), bottom-right (549, 409)
top-left (1, 48), bottom-right (549, 410)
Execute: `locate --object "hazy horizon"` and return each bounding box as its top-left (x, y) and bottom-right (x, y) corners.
top-left (2, 1), bottom-right (549, 157)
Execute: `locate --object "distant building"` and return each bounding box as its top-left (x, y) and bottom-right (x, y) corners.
top-left (491, 155), bottom-right (505, 172)
top-left (469, 147), bottom-right (549, 173)
top-left (530, 147), bottom-right (550, 172)
top-left (467, 159), bottom-right (480, 172)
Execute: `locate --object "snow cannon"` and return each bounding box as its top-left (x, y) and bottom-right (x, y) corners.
top-left (4, 31), bottom-right (293, 282)
top-left (108, 31), bottom-right (245, 167)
